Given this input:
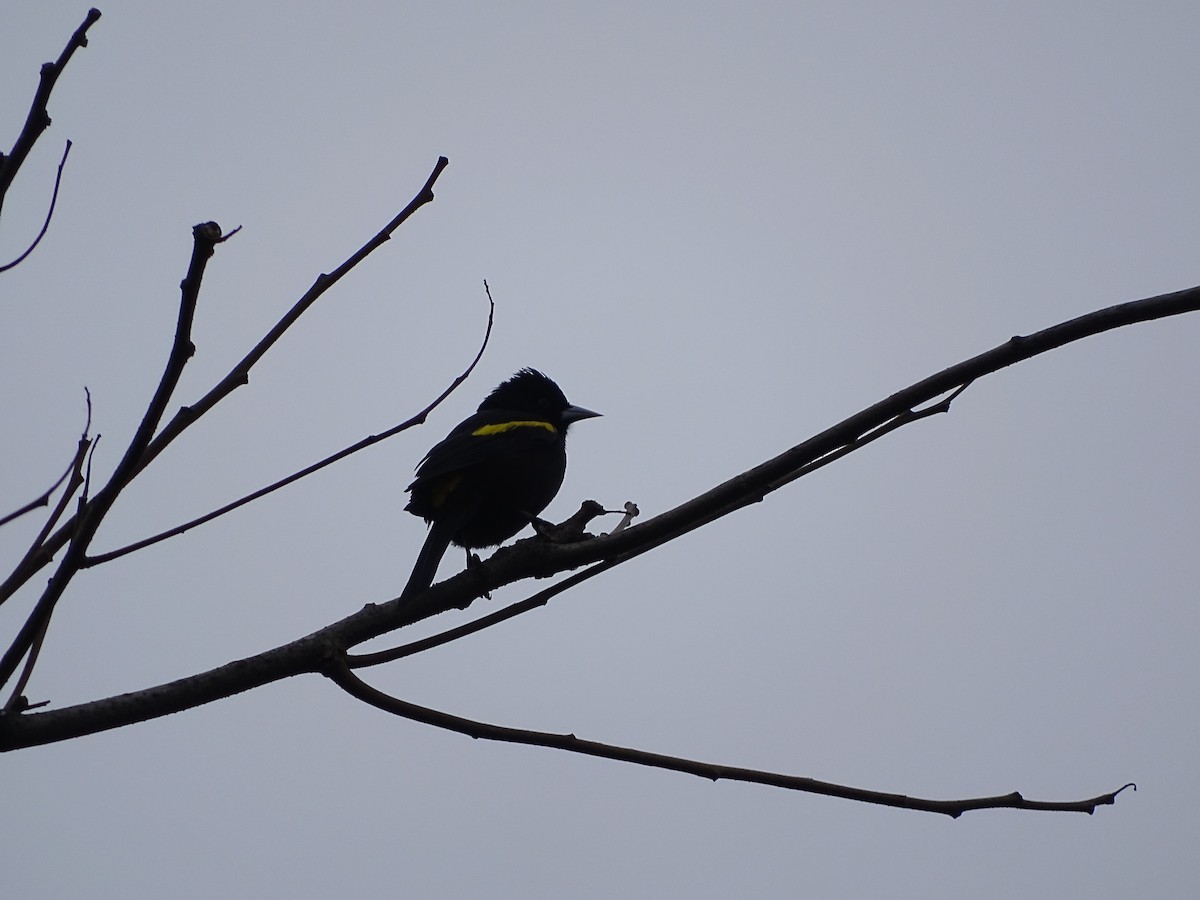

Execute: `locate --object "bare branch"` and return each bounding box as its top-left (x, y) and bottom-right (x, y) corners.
top-left (0, 140), bottom-right (72, 273)
top-left (86, 274), bottom-right (492, 567)
top-left (0, 9), bottom-right (100, 217)
top-left (2, 417), bottom-right (97, 714)
top-left (0, 223), bottom-right (220, 692)
top-left (0, 284), bottom-right (1196, 750)
top-left (0, 437), bottom-right (77, 529)
top-left (327, 659), bottom-right (1133, 818)
top-left (0, 391), bottom-right (93, 585)
top-left (0, 158), bottom-right (449, 601)
top-left (131, 156), bottom-right (451, 477)
top-left (432, 285), bottom-right (1200, 619)
top-left (3, 614), bottom-right (52, 715)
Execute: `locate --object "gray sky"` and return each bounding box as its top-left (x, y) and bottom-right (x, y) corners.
top-left (3, 3), bottom-right (1198, 897)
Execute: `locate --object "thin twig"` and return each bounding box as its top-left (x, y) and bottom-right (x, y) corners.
top-left (0, 441), bottom-right (76, 529)
top-left (327, 659), bottom-right (1133, 818)
top-left (0, 140), bottom-right (72, 273)
top-left (28, 389), bottom-right (94, 549)
top-left (0, 390), bottom-right (93, 606)
top-left (2, 423), bottom-right (98, 714)
top-left (87, 272), bottom-right (491, 567)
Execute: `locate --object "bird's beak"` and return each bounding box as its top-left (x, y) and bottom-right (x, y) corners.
top-left (562, 405), bottom-right (601, 425)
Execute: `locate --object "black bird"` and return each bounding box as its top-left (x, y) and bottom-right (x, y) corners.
top-left (400, 369), bottom-right (599, 604)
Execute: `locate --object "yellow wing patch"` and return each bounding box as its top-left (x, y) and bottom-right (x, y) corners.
top-left (471, 420), bottom-right (557, 437)
top-left (429, 474), bottom-right (464, 509)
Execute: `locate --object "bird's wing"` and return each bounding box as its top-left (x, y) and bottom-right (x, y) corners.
top-left (407, 409), bottom-right (560, 488)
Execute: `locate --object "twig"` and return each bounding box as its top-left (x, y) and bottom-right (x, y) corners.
top-left (0, 390), bottom-right (93, 605)
top-left (327, 659), bottom-right (1133, 818)
top-left (0, 9), bottom-right (100, 217)
top-left (0, 431), bottom-right (79, 531)
top-left (87, 271), bottom-right (491, 567)
top-left (0, 140), bottom-right (72, 273)
top-left (1, 427), bottom-right (98, 714)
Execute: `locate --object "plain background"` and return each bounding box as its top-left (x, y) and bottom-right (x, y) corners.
top-left (2, 3), bottom-right (1198, 898)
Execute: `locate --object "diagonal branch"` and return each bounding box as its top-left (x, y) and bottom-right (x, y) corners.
top-left (86, 274), bottom-right (492, 567)
top-left (326, 659), bottom-right (1134, 817)
top-left (131, 156), bottom-right (451, 478)
top-left (0, 157), bottom-right (451, 603)
top-left (0, 223), bottom-right (225, 691)
top-left (437, 283), bottom-right (1200, 618)
top-left (0, 284), bottom-right (1197, 750)
top-left (0, 9), bottom-right (100, 218)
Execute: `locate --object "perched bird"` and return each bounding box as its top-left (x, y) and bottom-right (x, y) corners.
top-left (400, 369), bottom-right (599, 603)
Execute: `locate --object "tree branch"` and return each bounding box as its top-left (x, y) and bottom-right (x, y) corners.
top-left (0, 140), bottom-right (72, 273)
top-left (0, 157), bottom-right (450, 603)
top-left (0, 223), bottom-right (223, 692)
top-left (131, 156), bottom-right (451, 477)
top-left (326, 659), bottom-right (1134, 817)
top-left (0, 387), bottom-right (89, 531)
top-left (0, 9), bottom-right (100, 218)
top-left (1, 283), bottom-right (1196, 750)
top-left (86, 273), bottom-right (492, 567)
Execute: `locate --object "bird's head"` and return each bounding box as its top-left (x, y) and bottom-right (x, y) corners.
top-left (479, 369), bottom-right (601, 432)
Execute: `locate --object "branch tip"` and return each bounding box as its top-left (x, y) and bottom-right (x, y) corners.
top-left (193, 221), bottom-right (223, 242)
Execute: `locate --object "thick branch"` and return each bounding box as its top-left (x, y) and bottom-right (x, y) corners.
top-left (455, 283), bottom-right (1200, 602)
top-left (1, 284), bottom-right (1197, 749)
top-left (327, 660), bottom-right (1133, 817)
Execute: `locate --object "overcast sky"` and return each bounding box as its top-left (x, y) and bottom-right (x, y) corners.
top-left (3, 3), bottom-right (1198, 898)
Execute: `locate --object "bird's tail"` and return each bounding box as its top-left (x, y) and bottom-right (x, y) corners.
top-left (399, 517), bottom-right (457, 607)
